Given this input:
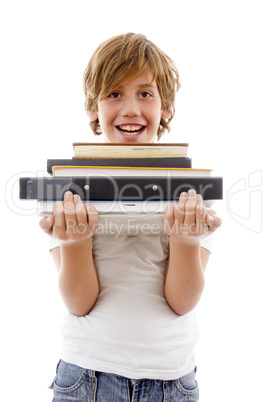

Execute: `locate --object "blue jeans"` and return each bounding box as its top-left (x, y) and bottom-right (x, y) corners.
top-left (49, 360), bottom-right (199, 401)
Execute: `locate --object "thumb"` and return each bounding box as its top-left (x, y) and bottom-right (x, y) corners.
top-left (206, 214), bottom-right (222, 233)
top-left (39, 215), bottom-right (54, 235)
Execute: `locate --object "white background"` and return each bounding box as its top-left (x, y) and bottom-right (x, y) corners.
top-left (1, 1), bottom-right (266, 401)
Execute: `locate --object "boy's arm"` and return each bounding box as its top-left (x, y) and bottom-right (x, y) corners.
top-left (164, 190), bottom-right (222, 316)
top-left (40, 192), bottom-right (99, 317)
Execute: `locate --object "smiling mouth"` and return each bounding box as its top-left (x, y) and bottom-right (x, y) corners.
top-left (116, 125), bottom-right (145, 136)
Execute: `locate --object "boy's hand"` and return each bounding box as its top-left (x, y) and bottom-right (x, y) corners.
top-left (39, 191), bottom-right (99, 243)
top-left (164, 189), bottom-right (222, 243)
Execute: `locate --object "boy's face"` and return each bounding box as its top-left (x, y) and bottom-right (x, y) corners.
top-left (90, 71), bottom-right (171, 143)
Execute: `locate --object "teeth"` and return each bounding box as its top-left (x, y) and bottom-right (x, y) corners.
top-left (117, 125), bottom-right (144, 135)
top-left (120, 125), bottom-right (142, 131)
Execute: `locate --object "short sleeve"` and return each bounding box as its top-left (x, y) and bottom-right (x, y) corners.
top-left (48, 237), bottom-right (61, 251)
top-left (47, 237), bottom-right (95, 251)
top-left (200, 232), bottom-right (214, 253)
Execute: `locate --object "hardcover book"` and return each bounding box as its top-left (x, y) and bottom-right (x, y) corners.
top-left (19, 176), bottom-right (223, 215)
top-left (47, 157), bottom-right (192, 174)
top-left (72, 143), bottom-right (189, 158)
top-left (51, 165), bottom-right (211, 178)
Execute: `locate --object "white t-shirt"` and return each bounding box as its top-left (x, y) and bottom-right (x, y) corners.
top-left (49, 231), bottom-right (213, 380)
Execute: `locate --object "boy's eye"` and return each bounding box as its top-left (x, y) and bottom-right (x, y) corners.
top-left (139, 91), bottom-right (152, 98)
top-left (108, 92), bottom-right (121, 99)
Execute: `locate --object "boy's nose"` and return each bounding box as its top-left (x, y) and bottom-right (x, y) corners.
top-left (121, 96), bottom-right (141, 117)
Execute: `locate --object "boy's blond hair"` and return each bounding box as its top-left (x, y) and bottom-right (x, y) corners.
top-left (83, 33), bottom-right (180, 140)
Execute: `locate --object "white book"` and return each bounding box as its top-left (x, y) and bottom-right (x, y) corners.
top-left (37, 201), bottom-right (215, 236)
top-left (37, 200), bottom-right (215, 215)
top-left (52, 165), bottom-right (212, 177)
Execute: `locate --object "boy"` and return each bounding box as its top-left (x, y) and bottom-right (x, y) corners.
top-left (40, 33), bottom-right (221, 401)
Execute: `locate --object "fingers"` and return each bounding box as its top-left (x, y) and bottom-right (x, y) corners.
top-left (74, 195), bottom-right (98, 237)
top-left (176, 190), bottom-right (206, 228)
top-left (39, 215), bottom-right (54, 235)
top-left (183, 190), bottom-right (198, 228)
top-left (85, 203), bottom-right (99, 236)
top-left (163, 203), bottom-right (175, 230)
top-left (74, 193), bottom-right (88, 234)
top-left (53, 200), bottom-right (66, 239)
top-left (174, 191), bottom-right (188, 227)
top-left (196, 193), bottom-right (207, 232)
top-left (51, 191), bottom-right (99, 242)
top-left (63, 191), bottom-right (78, 236)
top-left (164, 189), bottom-right (220, 239)
top-left (206, 214), bottom-right (222, 233)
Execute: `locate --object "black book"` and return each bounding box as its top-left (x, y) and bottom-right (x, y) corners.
top-left (47, 157), bottom-right (192, 175)
top-left (20, 176), bottom-right (223, 202)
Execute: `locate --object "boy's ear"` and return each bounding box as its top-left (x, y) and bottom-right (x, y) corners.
top-left (88, 110), bottom-right (98, 121)
top-left (161, 109), bottom-right (171, 120)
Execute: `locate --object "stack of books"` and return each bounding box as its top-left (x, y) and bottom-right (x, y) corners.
top-left (47, 142), bottom-right (208, 177)
top-left (20, 142), bottom-right (223, 219)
